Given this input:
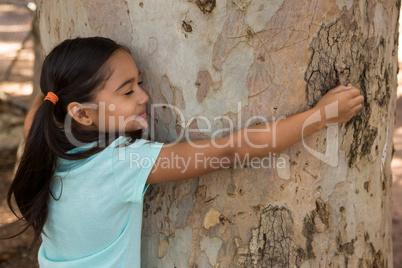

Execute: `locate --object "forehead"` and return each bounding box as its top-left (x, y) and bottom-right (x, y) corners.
top-left (108, 50), bottom-right (138, 76)
top-left (97, 50), bottom-right (139, 95)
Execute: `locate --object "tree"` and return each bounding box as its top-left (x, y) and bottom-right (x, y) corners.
top-left (36, 0), bottom-right (399, 267)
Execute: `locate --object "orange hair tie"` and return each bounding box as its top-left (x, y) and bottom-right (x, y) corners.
top-left (44, 92), bottom-right (59, 105)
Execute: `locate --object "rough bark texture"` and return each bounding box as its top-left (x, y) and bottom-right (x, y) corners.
top-left (37, 0), bottom-right (399, 267)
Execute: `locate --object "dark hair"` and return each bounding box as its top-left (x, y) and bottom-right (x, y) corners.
top-left (6, 37), bottom-right (143, 249)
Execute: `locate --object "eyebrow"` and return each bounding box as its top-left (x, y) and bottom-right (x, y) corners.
top-left (114, 71), bottom-right (141, 92)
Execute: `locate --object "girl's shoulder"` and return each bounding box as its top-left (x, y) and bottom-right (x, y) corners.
top-left (57, 136), bottom-right (130, 170)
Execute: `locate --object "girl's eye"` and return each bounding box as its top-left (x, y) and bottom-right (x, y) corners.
top-left (124, 82), bottom-right (143, 95)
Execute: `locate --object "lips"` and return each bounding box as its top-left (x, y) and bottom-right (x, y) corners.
top-left (139, 109), bottom-right (146, 118)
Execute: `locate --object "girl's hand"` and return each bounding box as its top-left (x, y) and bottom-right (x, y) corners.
top-left (314, 84), bottom-right (364, 125)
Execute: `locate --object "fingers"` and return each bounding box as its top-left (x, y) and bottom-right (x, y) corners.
top-left (347, 93), bottom-right (364, 117)
top-left (351, 103), bottom-right (363, 113)
top-left (332, 84), bottom-right (362, 98)
top-left (332, 84), bottom-right (352, 93)
top-left (341, 103), bottom-right (362, 123)
top-left (348, 88), bottom-right (362, 97)
top-left (337, 86), bottom-right (360, 98)
top-left (352, 94), bottom-right (364, 105)
top-left (322, 84), bottom-right (364, 123)
top-left (337, 84), bottom-right (363, 101)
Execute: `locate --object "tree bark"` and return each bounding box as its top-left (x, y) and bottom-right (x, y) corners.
top-left (36, 0), bottom-right (399, 267)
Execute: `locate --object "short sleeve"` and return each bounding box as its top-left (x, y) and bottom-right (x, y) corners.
top-left (111, 138), bottom-right (164, 203)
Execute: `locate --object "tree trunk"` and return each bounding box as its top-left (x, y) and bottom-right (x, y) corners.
top-left (36, 0), bottom-right (399, 267)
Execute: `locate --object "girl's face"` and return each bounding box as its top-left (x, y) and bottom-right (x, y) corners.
top-left (88, 49), bottom-right (149, 133)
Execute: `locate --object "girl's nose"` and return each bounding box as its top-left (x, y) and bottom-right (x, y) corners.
top-left (138, 88), bottom-right (149, 104)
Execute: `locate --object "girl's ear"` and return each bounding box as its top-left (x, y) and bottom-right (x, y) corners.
top-left (67, 102), bottom-right (94, 126)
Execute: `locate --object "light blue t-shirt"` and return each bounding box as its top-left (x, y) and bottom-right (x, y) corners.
top-left (38, 136), bottom-right (164, 267)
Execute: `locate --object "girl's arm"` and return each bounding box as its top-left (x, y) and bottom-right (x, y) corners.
top-left (146, 84), bottom-right (364, 184)
top-left (230, 85), bottom-right (361, 159)
top-left (23, 92), bottom-right (44, 140)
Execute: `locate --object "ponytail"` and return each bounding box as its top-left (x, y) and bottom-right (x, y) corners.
top-left (7, 99), bottom-right (58, 249)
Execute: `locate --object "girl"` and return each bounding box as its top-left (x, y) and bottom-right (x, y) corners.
top-left (7, 37), bottom-right (363, 267)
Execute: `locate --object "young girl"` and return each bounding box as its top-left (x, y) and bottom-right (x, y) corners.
top-left (7, 37), bottom-right (363, 267)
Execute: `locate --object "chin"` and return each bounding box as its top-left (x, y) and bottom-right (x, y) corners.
top-left (125, 124), bottom-right (147, 133)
